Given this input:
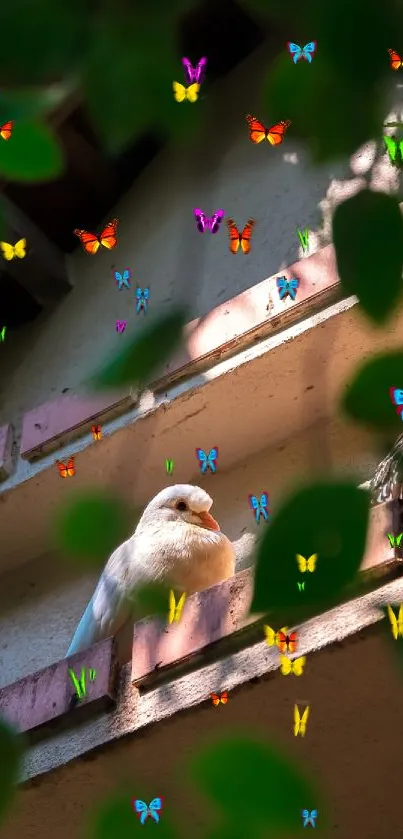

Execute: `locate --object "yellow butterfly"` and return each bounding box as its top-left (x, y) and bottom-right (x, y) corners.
top-left (1, 238), bottom-right (26, 260)
top-left (173, 82), bottom-right (200, 103)
top-left (263, 625), bottom-right (288, 647)
top-left (294, 704), bottom-right (310, 737)
top-left (387, 604), bottom-right (403, 640)
top-left (296, 553), bottom-right (317, 573)
top-left (168, 590), bottom-right (186, 624)
top-left (280, 655), bottom-right (306, 676)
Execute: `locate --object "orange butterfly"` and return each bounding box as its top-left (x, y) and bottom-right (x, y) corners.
top-left (210, 691), bottom-right (228, 706)
top-left (389, 49), bottom-right (403, 69)
top-left (57, 457), bottom-right (76, 478)
top-left (226, 218), bottom-right (255, 254)
top-left (73, 219), bottom-right (119, 255)
top-left (92, 424), bottom-right (102, 441)
top-left (246, 114), bottom-right (291, 145)
top-left (0, 121), bottom-right (13, 141)
top-left (277, 629), bottom-right (298, 655)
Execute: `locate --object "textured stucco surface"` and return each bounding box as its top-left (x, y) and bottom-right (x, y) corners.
top-left (1, 623), bottom-right (402, 839)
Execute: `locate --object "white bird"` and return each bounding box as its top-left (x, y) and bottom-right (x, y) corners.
top-left (66, 484), bottom-right (235, 656)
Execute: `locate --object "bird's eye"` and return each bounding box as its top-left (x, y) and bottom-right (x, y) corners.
top-left (176, 501), bottom-right (188, 511)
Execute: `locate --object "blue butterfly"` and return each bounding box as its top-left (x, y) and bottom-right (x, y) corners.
top-left (287, 41), bottom-right (317, 63)
top-left (115, 269), bottom-right (131, 290)
top-left (196, 447), bottom-right (218, 474)
top-left (133, 797), bottom-right (163, 824)
top-left (302, 809), bottom-right (317, 827)
top-left (277, 276), bottom-right (300, 301)
top-left (136, 287), bottom-right (149, 314)
top-left (248, 492), bottom-right (269, 523)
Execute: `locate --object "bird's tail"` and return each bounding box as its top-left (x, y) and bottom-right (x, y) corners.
top-left (66, 596), bottom-right (100, 657)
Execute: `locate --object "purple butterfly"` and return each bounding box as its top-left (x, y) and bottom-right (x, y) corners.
top-left (182, 56), bottom-right (207, 85)
top-left (193, 208), bottom-right (224, 234)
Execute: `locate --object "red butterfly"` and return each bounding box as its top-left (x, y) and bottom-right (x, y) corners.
top-left (277, 630), bottom-right (298, 654)
top-left (73, 219), bottom-right (119, 255)
top-left (57, 457), bottom-right (76, 478)
top-left (0, 121), bottom-right (13, 141)
top-left (389, 49), bottom-right (403, 70)
top-left (226, 218), bottom-right (255, 254)
top-left (91, 425), bottom-right (102, 441)
top-left (246, 114), bottom-right (291, 145)
top-left (210, 691), bottom-right (228, 706)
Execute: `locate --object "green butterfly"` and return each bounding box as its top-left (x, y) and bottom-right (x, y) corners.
top-left (387, 532), bottom-right (403, 548)
top-left (383, 135), bottom-right (403, 167)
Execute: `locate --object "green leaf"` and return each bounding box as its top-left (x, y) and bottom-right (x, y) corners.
top-left (262, 55), bottom-right (383, 163)
top-left (53, 490), bottom-right (133, 566)
top-left (86, 790), bottom-right (176, 839)
top-left (189, 734), bottom-right (322, 833)
top-left (0, 0), bottom-right (91, 85)
top-left (341, 350), bottom-right (403, 430)
top-left (0, 718), bottom-right (23, 824)
top-left (134, 582), bottom-right (170, 620)
top-left (0, 121), bottom-right (64, 181)
top-left (251, 481), bottom-right (370, 613)
top-left (0, 84), bottom-right (73, 124)
top-left (89, 308), bottom-right (187, 390)
top-left (332, 190), bottom-right (403, 324)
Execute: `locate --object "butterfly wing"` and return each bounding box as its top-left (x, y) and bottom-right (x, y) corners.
top-left (0, 242), bottom-right (16, 260)
top-left (263, 624), bottom-right (277, 646)
top-left (99, 219), bottom-right (118, 250)
top-left (387, 605), bottom-right (398, 639)
top-left (398, 605), bottom-right (403, 637)
top-left (66, 458), bottom-right (76, 477)
top-left (210, 209), bottom-right (224, 234)
top-left (194, 208), bottom-right (207, 233)
top-left (168, 589), bottom-right (176, 624)
top-left (207, 446), bottom-right (218, 471)
top-left (240, 219), bottom-right (255, 254)
top-left (267, 120), bottom-right (291, 146)
top-left (300, 705), bottom-right (310, 735)
top-left (196, 448), bottom-right (208, 473)
top-left (211, 693), bottom-right (220, 706)
top-left (0, 121), bottom-right (13, 140)
top-left (294, 704), bottom-right (301, 735)
top-left (389, 48), bottom-right (403, 69)
top-left (296, 553), bottom-right (307, 572)
top-left (133, 800), bottom-right (148, 818)
top-left (175, 592), bottom-right (186, 621)
top-left (245, 114), bottom-right (268, 144)
top-left (57, 461), bottom-right (68, 478)
top-left (280, 655), bottom-right (292, 675)
top-left (185, 83), bottom-right (200, 102)
top-left (301, 41), bottom-right (317, 62)
top-left (226, 218), bottom-right (241, 253)
top-left (287, 42), bottom-right (303, 63)
top-left (301, 809), bottom-right (310, 827)
top-left (115, 271), bottom-right (122, 284)
top-left (14, 238), bottom-right (26, 259)
top-left (220, 691), bottom-right (228, 704)
top-left (194, 57), bottom-right (207, 84)
top-left (307, 553), bottom-right (317, 572)
top-left (181, 57), bottom-right (195, 84)
top-left (292, 656), bottom-right (306, 676)
top-left (384, 135), bottom-right (399, 163)
top-left (74, 228), bottom-right (100, 255)
top-left (148, 797), bottom-right (163, 823)
top-left (173, 81), bottom-right (186, 102)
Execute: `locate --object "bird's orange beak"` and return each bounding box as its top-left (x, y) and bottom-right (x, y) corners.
top-left (197, 510), bottom-right (220, 531)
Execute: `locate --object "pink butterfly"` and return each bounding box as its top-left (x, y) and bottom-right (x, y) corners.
top-left (182, 56), bottom-right (207, 85)
top-left (193, 208), bottom-right (224, 234)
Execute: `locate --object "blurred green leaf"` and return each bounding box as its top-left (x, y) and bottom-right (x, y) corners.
top-left (0, 120), bottom-right (64, 181)
top-left (189, 734), bottom-right (322, 833)
top-left (341, 350), bottom-right (403, 430)
top-left (0, 0), bottom-right (91, 84)
top-left (332, 190), bottom-right (403, 324)
top-left (134, 582), bottom-right (170, 620)
top-left (89, 308), bottom-right (187, 390)
top-left (86, 790), bottom-right (177, 839)
top-left (251, 481), bottom-right (370, 613)
top-left (0, 84), bottom-right (73, 124)
top-left (53, 490), bottom-right (133, 565)
top-left (0, 718), bottom-right (23, 824)
top-left (262, 55), bottom-right (383, 163)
